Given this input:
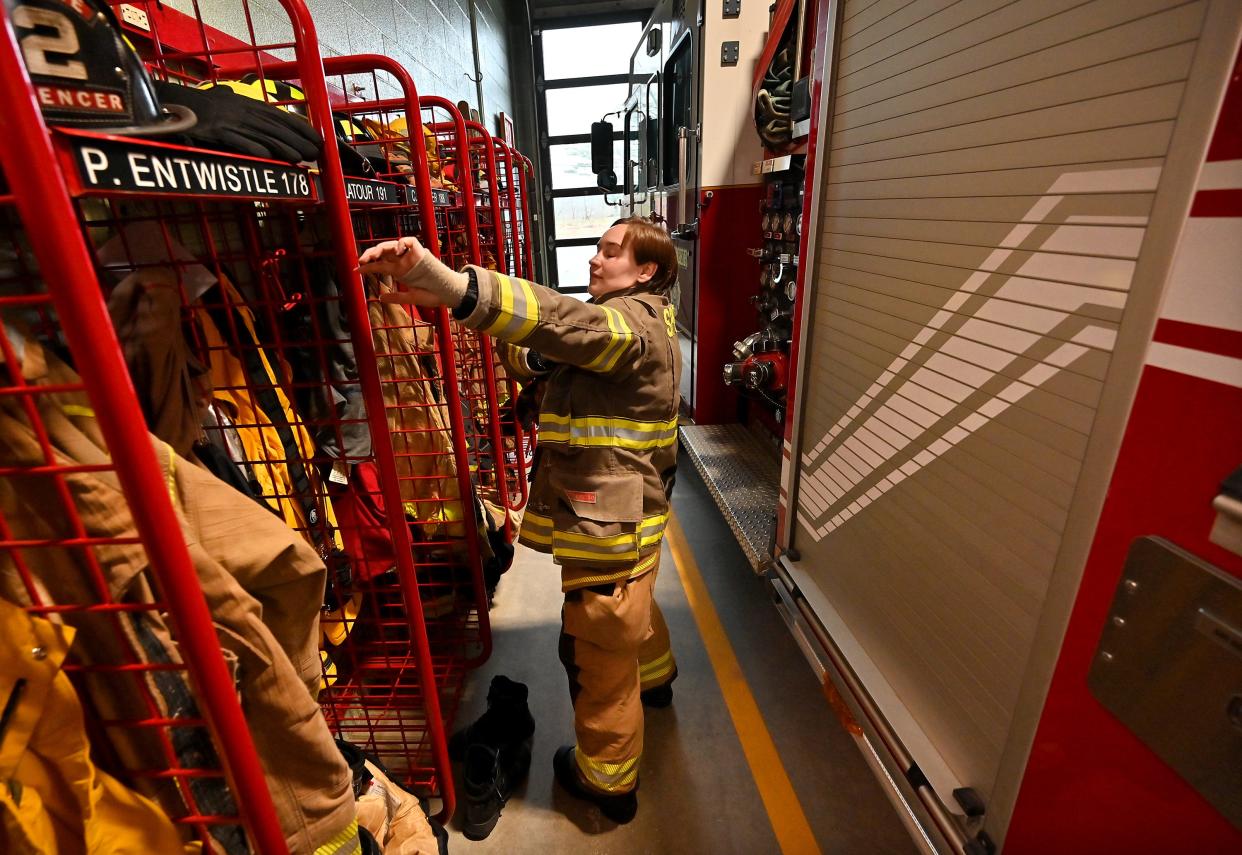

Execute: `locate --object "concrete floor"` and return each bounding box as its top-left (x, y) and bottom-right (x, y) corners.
top-left (444, 454), bottom-right (917, 854)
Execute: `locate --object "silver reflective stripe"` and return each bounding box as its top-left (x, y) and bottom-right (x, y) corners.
top-left (576, 747), bottom-right (639, 793)
top-left (520, 511), bottom-right (554, 546)
top-left (538, 414), bottom-right (678, 449)
top-left (583, 306), bottom-right (636, 372)
top-left (639, 514), bottom-right (668, 546)
top-left (552, 531), bottom-right (639, 562)
top-left (484, 273), bottom-right (540, 342)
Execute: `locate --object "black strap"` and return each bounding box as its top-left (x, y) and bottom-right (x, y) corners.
top-left (1222, 464), bottom-right (1242, 500)
top-left (202, 294), bottom-right (334, 558)
top-left (452, 268), bottom-right (480, 319)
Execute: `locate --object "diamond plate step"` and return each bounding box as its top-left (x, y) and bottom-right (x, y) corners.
top-left (679, 424), bottom-right (780, 571)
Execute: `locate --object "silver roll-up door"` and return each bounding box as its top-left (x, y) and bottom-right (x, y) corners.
top-left (788, 0), bottom-right (1227, 824)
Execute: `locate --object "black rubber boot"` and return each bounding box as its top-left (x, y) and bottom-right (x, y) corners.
top-left (449, 675), bottom-right (535, 760)
top-left (462, 735), bottom-right (532, 840)
top-left (640, 682), bottom-right (673, 708)
top-left (552, 744), bottom-right (638, 824)
top-left (641, 667), bottom-right (677, 708)
top-left (462, 744), bottom-right (504, 840)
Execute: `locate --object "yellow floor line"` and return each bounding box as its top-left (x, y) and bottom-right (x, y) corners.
top-left (665, 512), bottom-right (822, 855)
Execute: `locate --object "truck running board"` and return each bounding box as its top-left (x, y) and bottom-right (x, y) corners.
top-left (679, 423), bottom-right (780, 571)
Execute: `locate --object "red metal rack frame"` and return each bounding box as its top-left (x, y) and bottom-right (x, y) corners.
top-left (407, 114), bottom-right (525, 544)
top-left (0, 2), bottom-right (306, 851)
top-left (313, 60), bottom-right (498, 633)
top-left (513, 152), bottom-right (537, 280)
top-left (456, 122), bottom-right (527, 532)
top-left (261, 53), bottom-right (500, 814)
top-left (491, 139), bottom-right (521, 278)
top-left (4, 0), bottom-right (478, 839)
top-left (138, 6), bottom-right (465, 821)
top-left (471, 127), bottom-right (532, 518)
top-left (420, 95), bottom-right (483, 271)
top-left (420, 100), bottom-right (512, 526)
top-left (502, 146), bottom-right (536, 500)
top-left (419, 100), bottom-right (520, 539)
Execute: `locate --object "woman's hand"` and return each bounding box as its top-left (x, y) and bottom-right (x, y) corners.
top-left (357, 236), bottom-right (426, 280)
top-left (357, 236), bottom-right (469, 308)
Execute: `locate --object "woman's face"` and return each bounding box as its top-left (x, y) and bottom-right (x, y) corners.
top-left (588, 224), bottom-right (655, 299)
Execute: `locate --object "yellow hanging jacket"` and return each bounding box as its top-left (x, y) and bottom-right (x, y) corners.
top-left (0, 598), bottom-right (189, 854)
top-left (195, 274), bottom-right (344, 554)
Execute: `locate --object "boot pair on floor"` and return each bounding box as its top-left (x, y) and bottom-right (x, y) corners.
top-left (452, 675), bottom-right (674, 833)
top-left (450, 675), bottom-right (535, 840)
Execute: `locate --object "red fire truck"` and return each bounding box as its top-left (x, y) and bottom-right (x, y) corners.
top-left (597, 0), bottom-right (1242, 851)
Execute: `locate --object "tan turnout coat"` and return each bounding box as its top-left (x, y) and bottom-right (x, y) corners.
top-left (457, 267), bottom-right (681, 591)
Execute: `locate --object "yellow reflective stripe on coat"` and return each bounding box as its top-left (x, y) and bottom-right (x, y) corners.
top-left (568, 551), bottom-right (660, 587)
top-left (538, 413), bottom-right (678, 450)
top-left (639, 513), bottom-right (669, 547)
top-left (582, 306), bottom-right (635, 373)
top-left (575, 747), bottom-right (639, 793)
top-left (521, 511), bottom-right (669, 559)
top-left (484, 273), bottom-right (540, 343)
top-left (313, 818), bottom-right (360, 855)
top-left (520, 509), bottom-right (554, 544)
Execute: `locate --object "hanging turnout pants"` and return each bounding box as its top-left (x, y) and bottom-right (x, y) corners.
top-left (558, 553), bottom-right (676, 796)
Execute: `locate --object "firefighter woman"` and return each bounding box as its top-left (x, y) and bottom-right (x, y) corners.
top-left (359, 217), bottom-right (680, 823)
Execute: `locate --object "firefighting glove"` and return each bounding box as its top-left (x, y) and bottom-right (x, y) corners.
top-left (399, 252), bottom-right (469, 305)
top-left (153, 81), bottom-right (323, 163)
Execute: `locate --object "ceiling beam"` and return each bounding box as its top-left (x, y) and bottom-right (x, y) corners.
top-left (531, 0), bottom-right (654, 21)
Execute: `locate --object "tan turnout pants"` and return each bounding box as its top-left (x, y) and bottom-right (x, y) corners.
top-left (558, 555), bottom-right (676, 795)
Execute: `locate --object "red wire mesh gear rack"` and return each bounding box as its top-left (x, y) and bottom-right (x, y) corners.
top-left (260, 54), bottom-right (495, 782)
top-left (507, 149), bottom-right (538, 496)
top-left (495, 142), bottom-right (537, 500)
top-left (0, 0), bottom-right (351, 850)
top-left (0, 0), bottom-right (466, 843)
top-left (511, 151), bottom-right (537, 281)
top-left (491, 139), bottom-right (522, 280)
top-left (417, 109), bottom-right (524, 564)
top-left (120, 6), bottom-right (459, 823)
top-left (0, 183), bottom-right (285, 855)
top-left (0, 176), bottom-right (291, 853)
top-left (447, 117), bottom-right (539, 541)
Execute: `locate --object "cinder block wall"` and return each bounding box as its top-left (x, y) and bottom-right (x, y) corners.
top-left (168, 0), bottom-right (516, 128)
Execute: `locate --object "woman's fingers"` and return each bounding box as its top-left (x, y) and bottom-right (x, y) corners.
top-left (357, 238), bottom-right (425, 280)
top-left (357, 238), bottom-right (414, 265)
top-left (357, 243), bottom-right (387, 265)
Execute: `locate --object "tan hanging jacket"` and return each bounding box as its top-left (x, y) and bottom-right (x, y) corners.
top-left (0, 336), bottom-right (357, 855)
top-left (366, 273), bottom-right (465, 537)
top-left (456, 268), bottom-right (681, 591)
